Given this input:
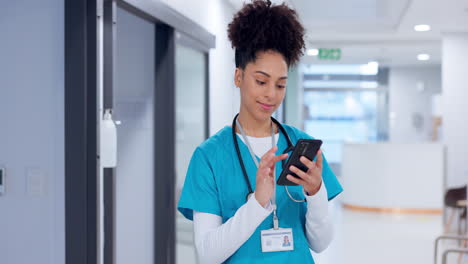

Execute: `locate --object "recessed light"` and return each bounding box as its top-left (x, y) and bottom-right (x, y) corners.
top-left (306, 48), bottom-right (319, 56)
top-left (368, 61), bottom-right (379, 68)
top-left (417, 54), bottom-right (430, 61)
top-left (414, 24), bottom-right (431, 32)
top-left (360, 61), bottom-right (379, 75)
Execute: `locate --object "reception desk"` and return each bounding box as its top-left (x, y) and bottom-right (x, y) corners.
top-left (341, 143), bottom-right (445, 213)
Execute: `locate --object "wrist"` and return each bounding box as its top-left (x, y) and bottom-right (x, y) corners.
top-left (305, 181), bottom-right (322, 196)
top-left (254, 192), bottom-right (269, 207)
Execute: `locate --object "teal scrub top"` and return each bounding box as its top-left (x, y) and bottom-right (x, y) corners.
top-left (178, 124), bottom-right (343, 263)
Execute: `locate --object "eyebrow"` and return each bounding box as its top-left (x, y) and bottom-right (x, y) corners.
top-left (254, 71), bottom-right (288, 80)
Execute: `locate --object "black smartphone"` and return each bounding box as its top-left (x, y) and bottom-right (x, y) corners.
top-left (277, 139), bottom-right (322, 186)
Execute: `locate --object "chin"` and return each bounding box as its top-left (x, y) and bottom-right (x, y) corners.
top-left (254, 109), bottom-right (273, 121)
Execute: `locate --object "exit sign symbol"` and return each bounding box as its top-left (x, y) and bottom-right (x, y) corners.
top-left (318, 48), bottom-right (341, 60)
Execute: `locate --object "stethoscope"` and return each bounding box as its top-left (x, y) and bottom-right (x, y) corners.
top-left (232, 113), bottom-right (296, 202)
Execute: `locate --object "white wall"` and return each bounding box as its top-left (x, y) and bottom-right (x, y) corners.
top-left (0, 1), bottom-right (65, 264)
top-left (441, 33), bottom-right (468, 187)
top-left (161, 0), bottom-right (237, 135)
top-left (388, 65), bottom-right (442, 142)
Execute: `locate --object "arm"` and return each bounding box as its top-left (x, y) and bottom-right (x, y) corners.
top-left (285, 150), bottom-right (335, 253)
top-left (193, 195), bottom-right (273, 264)
top-left (304, 181), bottom-right (334, 253)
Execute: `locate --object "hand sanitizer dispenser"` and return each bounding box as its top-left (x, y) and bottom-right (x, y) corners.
top-left (100, 109), bottom-right (117, 168)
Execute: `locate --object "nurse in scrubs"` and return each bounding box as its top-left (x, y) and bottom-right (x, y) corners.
top-left (178, 0), bottom-right (343, 263)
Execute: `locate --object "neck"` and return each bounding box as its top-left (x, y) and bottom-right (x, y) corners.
top-left (237, 107), bottom-right (274, 137)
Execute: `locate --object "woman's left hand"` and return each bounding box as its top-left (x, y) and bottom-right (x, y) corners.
top-left (286, 149), bottom-right (323, 196)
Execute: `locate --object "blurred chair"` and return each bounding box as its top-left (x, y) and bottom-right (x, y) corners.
top-left (434, 235), bottom-right (468, 264)
top-left (435, 185), bottom-right (468, 264)
top-left (442, 248), bottom-right (468, 264)
top-left (459, 203), bottom-right (467, 236)
top-left (444, 185), bottom-right (467, 235)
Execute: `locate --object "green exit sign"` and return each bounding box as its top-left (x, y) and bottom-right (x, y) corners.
top-left (318, 48), bottom-right (341, 60)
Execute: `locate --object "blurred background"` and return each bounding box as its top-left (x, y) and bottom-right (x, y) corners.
top-left (1, 0), bottom-right (468, 264)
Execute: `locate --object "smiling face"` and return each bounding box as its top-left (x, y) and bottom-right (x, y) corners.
top-left (235, 50), bottom-right (288, 123)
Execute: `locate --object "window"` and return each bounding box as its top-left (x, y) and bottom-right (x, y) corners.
top-left (302, 64), bottom-right (388, 164)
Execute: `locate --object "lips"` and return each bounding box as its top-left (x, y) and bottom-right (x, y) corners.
top-left (257, 101), bottom-right (274, 111)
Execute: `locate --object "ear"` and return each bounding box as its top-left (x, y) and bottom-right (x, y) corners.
top-left (234, 68), bottom-right (242, 88)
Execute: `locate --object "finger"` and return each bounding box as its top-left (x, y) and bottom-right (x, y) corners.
top-left (267, 167), bottom-right (275, 178)
top-left (259, 152), bottom-right (275, 168)
top-left (267, 153), bottom-right (289, 171)
top-left (286, 174), bottom-right (306, 186)
top-left (299, 156), bottom-right (315, 171)
top-left (316, 149), bottom-right (323, 169)
top-left (289, 165), bottom-right (310, 181)
top-left (258, 167), bottom-right (271, 179)
top-left (266, 146), bottom-right (278, 155)
top-left (260, 146), bottom-right (278, 164)
top-left (262, 153), bottom-right (288, 169)
top-left (271, 153), bottom-right (289, 164)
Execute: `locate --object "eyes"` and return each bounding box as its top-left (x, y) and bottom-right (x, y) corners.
top-left (256, 79), bottom-right (286, 89)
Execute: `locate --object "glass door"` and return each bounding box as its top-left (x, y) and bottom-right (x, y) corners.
top-left (113, 5), bottom-right (156, 264)
top-left (174, 34), bottom-right (209, 264)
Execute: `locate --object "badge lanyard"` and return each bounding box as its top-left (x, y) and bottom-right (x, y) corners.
top-left (236, 118), bottom-right (280, 229)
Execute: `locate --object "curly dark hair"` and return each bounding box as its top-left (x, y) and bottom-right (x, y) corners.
top-left (227, 0), bottom-right (305, 69)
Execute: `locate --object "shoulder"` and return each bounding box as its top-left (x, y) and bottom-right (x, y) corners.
top-left (194, 126), bottom-right (233, 158)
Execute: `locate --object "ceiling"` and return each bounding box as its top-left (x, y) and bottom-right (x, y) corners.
top-left (227, 0), bottom-right (468, 66)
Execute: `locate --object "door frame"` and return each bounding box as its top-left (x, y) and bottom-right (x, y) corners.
top-left (65, 1), bottom-right (215, 263)
top-left (65, 1), bottom-right (98, 264)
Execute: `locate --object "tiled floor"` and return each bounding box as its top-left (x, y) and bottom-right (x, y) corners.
top-left (176, 200), bottom-right (467, 264)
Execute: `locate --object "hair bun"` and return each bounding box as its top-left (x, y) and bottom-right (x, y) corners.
top-left (227, 0), bottom-right (305, 68)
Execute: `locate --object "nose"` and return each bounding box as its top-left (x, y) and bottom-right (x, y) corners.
top-left (264, 82), bottom-right (276, 100)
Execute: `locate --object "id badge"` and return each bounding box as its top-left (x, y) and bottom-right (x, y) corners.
top-left (260, 228), bottom-right (294, 252)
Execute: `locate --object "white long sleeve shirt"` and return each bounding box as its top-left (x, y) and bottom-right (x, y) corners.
top-left (193, 133), bottom-right (333, 264)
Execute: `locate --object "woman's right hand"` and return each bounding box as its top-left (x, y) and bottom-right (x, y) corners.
top-left (254, 146), bottom-right (289, 207)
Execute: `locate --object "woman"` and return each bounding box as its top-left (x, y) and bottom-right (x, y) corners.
top-left (178, 1), bottom-right (343, 263)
